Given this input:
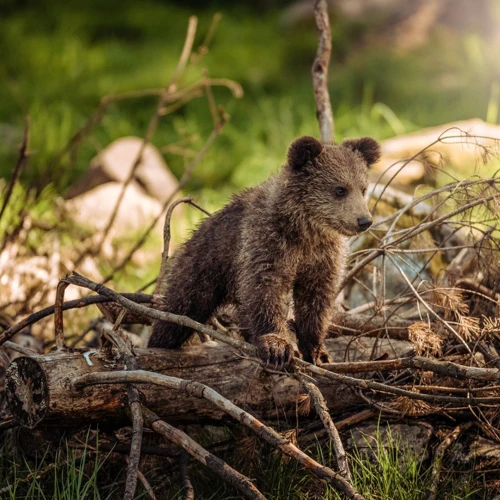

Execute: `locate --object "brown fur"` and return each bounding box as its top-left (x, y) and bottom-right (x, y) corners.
top-left (148, 136), bottom-right (381, 365)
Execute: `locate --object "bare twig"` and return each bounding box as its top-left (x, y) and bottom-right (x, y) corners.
top-left (54, 279), bottom-right (70, 349)
top-left (312, 0), bottom-right (334, 141)
top-left (180, 451), bottom-right (195, 500)
top-left (99, 320), bottom-right (144, 500)
top-left (124, 385), bottom-right (143, 500)
top-left (3, 340), bottom-right (38, 356)
top-left (155, 196), bottom-right (210, 297)
top-left (0, 293), bottom-right (152, 347)
top-left (129, 459), bottom-right (157, 500)
top-left (0, 118), bottom-right (29, 222)
top-left (299, 376), bottom-right (352, 480)
top-left (342, 177), bottom-right (500, 290)
top-left (47, 77), bottom-right (240, 174)
top-left (142, 407), bottom-right (267, 500)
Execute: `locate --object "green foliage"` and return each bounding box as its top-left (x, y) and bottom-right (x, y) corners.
top-left (1, 0), bottom-right (499, 204)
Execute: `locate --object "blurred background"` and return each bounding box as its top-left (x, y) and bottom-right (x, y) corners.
top-left (1, 0), bottom-right (499, 202)
top-left (0, 0), bottom-right (500, 299)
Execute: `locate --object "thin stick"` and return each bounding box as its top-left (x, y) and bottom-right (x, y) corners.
top-left (54, 280), bottom-right (70, 349)
top-left (180, 451), bottom-right (195, 500)
top-left (101, 321), bottom-right (144, 500)
top-left (75, 371), bottom-right (364, 499)
top-left (168, 16), bottom-right (199, 92)
top-left (142, 407), bottom-right (267, 500)
top-left (299, 376), bottom-right (352, 480)
top-left (342, 185), bottom-right (500, 290)
top-left (0, 118), bottom-right (29, 222)
top-left (135, 466), bottom-right (157, 500)
top-left (3, 341), bottom-right (38, 356)
top-left (312, 0), bottom-right (334, 142)
top-left (0, 293), bottom-right (152, 347)
top-left (47, 76), bottom-right (241, 173)
top-left (155, 197), bottom-right (210, 296)
top-left (124, 385), bottom-right (143, 500)
top-left (387, 253), bottom-right (471, 353)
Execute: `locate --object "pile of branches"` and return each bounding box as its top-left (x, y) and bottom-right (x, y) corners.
top-left (2, 2), bottom-right (500, 499)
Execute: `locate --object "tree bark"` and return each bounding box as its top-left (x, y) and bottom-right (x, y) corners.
top-left (6, 335), bottom-right (412, 429)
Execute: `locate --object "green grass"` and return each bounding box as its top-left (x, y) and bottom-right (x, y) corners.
top-left (0, 432), bottom-right (117, 500)
top-left (335, 425), bottom-right (481, 500)
top-left (0, 422), bottom-right (489, 499)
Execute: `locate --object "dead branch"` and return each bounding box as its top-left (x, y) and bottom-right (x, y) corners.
top-left (155, 197), bottom-right (210, 297)
top-left (124, 380), bottom-right (143, 500)
top-left (100, 318), bottom-right (144, 500)
top-left (343, 176), bottom-right (500, 289)
top-left (0, 118), bottom-right (29, 223)
top-left (387, 253), bottom-right (471, 353)
top-left (75, 370), bottom-right (364, 499)
top-left (299, 376), bottom-right (352, 480)
top-left (125, 456), bottom-right (157, 500)
top-left (46, 76), bottom-right (240, 176)
top-left (301, 410), bottom-right (377, 445)
top-left (179, 451), bottom-right (195, 500)
top-left (0, 293), bottom-right (152, 346)
top-left (142, 407), bottom-right (267, 500)
top-left (312, 0), bottom-right (334, 142)
top-left (54, 280), bottom-right (70, 349)
top-left (3, 340), bottom-right (38, 357)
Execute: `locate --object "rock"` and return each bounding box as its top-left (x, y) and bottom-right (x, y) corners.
top-left (375, 119), bottom-right (500, 186)
top-left (64, 181), bottom-right (164, 236)
top-left (66, 136), bottom-right (179, 204)
top-left (454, 435), bottom-right (500, 465)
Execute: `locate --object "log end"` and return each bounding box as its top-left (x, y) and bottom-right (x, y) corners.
top-left (6, 357), bottom-right (48, 429)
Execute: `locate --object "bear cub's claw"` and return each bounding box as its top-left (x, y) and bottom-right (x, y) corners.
top-left (256, 333), bottom-right (294, 367)
top-left (302, 344), bottom-right (331, 366)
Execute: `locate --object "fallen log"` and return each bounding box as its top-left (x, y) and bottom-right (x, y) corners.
top-left (5, 335), bottom-right (412, 429)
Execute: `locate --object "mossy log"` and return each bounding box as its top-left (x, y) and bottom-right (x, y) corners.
top-left (5, 335), bottom-right (412, 429)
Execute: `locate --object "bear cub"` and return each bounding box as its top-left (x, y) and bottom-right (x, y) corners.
top-left (148, 136), bottom-right (381, 365)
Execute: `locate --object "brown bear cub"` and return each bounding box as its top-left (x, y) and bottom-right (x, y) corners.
top-left (148, 136), bottom-right (381, 365)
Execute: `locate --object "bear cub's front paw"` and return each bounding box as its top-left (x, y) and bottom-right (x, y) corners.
top-left (301, 343), bottom-right (331, 366)
top-left (256, 333), bottom-right (294, 367)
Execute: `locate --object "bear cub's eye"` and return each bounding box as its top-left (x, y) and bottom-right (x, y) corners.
top-left (362, 188), bottom-right (367, 196)
top-left (335, 186), bottom-right (348, 197)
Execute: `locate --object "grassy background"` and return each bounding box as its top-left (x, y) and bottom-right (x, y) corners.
top-left (1, 0), bottom-right (499, 209)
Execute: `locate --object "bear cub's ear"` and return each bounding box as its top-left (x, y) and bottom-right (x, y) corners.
top-left (342, 137), bottom-right (381, 166)
top-left (287, 136), bottom-right (323, 170)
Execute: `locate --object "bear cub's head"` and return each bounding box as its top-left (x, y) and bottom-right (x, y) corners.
top-left (286, 135), bottom-right (381, 236)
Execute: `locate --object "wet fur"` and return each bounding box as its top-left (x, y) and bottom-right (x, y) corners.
top-left (148, 136), bottom-right (381, 365)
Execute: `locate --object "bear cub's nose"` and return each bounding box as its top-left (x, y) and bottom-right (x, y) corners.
top-left (357, 216), bottom-right (373, 231)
